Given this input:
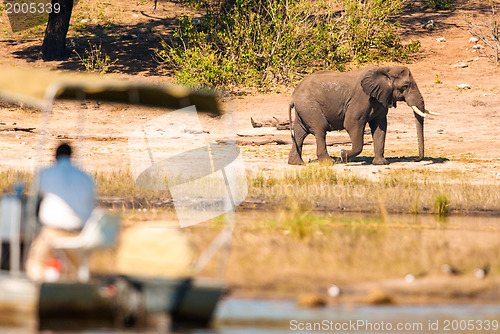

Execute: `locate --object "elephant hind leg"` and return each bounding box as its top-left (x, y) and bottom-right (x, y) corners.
top-left (341, 124), bottom-right (365, 162)
top-left (288, 119), bottom-right (309, 165)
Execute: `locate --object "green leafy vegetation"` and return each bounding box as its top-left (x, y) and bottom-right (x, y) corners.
top-left (424, 0), bottom-right (456, 10)
top-left (74, 41), bottom-right (117, 74)
top-left (434, 73), bottom-right (442, 84)
top-left (155, 0), bottom-right (420, 90)
top-left (341, 0), bottom-right (420, 63)
top-left (434, 193), bottom-right (449, 218)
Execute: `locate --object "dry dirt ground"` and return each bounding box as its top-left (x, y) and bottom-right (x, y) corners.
top-left (0, 0), bottom-right (499, 302)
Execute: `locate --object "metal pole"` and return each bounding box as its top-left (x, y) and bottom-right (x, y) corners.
top-left (76, 90), bottom-right (87, 167)
top-left (22, 83), bottom-right (59, 272)
top-left (218, 97), bottom-right (237, 278)
top-left (9, 197), bottom-right (22, 275)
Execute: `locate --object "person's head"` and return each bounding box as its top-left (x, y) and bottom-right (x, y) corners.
top-left (56, 143), bottom-right (72, 160)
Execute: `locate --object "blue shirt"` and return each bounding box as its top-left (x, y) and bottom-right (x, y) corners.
top-left (38, 157), bottom-right (95, 229)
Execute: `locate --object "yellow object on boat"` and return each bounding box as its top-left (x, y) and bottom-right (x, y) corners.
top-left (0, 66), bottom-right (221, 114)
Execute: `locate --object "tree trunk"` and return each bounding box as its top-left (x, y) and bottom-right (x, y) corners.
top-left (41, 0), bottom-right (74, 61)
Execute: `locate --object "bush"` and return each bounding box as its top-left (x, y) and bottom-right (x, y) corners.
top-left (434, 193), bottom-right (449, 218)
top-left (341, 0), bottom-right (420, 63)
top-left (424, 0), bottom-right (455, 10)
top-left (74, 41), bottom-right (117, 74)
top-left (158, 37), bottom-right (241, 87)
top-left (156, 0), bottom-right (419, 89)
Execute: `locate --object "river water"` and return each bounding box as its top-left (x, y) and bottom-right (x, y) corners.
top-left (215, 298), bottom-right (500, 333)
top-left (2, 297), bottom-right (500, 333)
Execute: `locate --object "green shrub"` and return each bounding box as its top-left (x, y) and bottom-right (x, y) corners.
top-left (341, 0), bottom-right (420, 62)
top-left (434, 193), bottom-right (449, 218)
top-left (156, 0), bottom-right (419, 89)
top-left (158, 38), bottom-right (241, 87)
top-left (74, 41), bottom-right (117, 74)
top-left (424, 0), bottom-right (455, 10)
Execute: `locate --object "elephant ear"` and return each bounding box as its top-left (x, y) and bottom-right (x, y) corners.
top-left (361, 68), bottom-right (394, 108)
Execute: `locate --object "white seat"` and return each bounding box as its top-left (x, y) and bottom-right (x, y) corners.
top-left (51, 209), bottom-right (120, 282)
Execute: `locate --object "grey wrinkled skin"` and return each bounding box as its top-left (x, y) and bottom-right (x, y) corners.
top-left (288, 66), bottom-right (425, 165)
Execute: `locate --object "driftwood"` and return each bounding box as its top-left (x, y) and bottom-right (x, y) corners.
top-left (236, 138), bottom-right (290, 145)
top-left (250, 117), bottom-right (275, 128)
top-left (0, 126), bottom-right (36, 133)
top-left (250, 117), bottom-right (290, 130)
top-left (251, 117), bottom-right (373, 133)
top-left (273, 116), bottom-right (290, 130)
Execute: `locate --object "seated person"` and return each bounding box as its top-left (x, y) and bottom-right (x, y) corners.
top-left (26, 143), bottom-right (95, 281)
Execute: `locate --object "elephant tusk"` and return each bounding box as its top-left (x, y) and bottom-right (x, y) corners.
top-left (411, 106), bottom-right (426, 118)
top-left (425, 109), bottom-right (440, 116)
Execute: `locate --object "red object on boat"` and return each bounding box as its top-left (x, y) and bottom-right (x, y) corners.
top-left (45, 257), bottom-right (62, 272)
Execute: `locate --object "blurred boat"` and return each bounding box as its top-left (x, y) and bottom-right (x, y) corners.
top-left (0, 67), bottom-right (231, 331)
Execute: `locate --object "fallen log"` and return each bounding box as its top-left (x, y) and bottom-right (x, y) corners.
top-left (250, 117), bottom-right (275, 128)
top-left (0, 126), bottom-right (36, 133)
top-left (250, 117), bottom-right (290, 130)
top-left (273, 116), bottom-right (290, 130)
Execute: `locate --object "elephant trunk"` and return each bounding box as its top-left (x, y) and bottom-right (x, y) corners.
top-left (414, 113), bottom-right (424, 162)
top-left (405, 89), bottom-right (425, 162)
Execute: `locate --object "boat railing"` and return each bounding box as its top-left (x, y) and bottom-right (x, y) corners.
top-left (0, 189), bottom-right (24, 275)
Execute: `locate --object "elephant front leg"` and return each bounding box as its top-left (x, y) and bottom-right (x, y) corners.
top-left (341, 124), bottom-right (365, 163)
top-left (369, 117), bottom-right (389, 165)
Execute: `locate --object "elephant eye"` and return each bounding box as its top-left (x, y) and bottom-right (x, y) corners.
top-left (400, 85), bottom-right (409, 92)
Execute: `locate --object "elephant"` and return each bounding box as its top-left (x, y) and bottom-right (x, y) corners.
top-left (287, 66), bottom-right (438, 165)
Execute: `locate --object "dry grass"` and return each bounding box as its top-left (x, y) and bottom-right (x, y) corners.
top-left (116, 198), bottom-right (499, 299)
top-left (1, 163), bottom-right (498, 215)
top-left (88, 204), bottom-right (500, 300)
top-left (221, 207), bottom-right (500, 297)
top-left (0, 169), bottom-right (33, 194)
top-left (247, 164), bottom-right (500, 214)
top-left (93, 169), bottom-right (161, 198)
top-left (114, 203), bottom-right (499, 299)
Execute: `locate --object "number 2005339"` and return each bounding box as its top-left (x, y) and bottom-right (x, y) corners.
top-left (441, 319), bottom-right (499, 331)
top-left (4, 2), bottom-right (61, 14)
